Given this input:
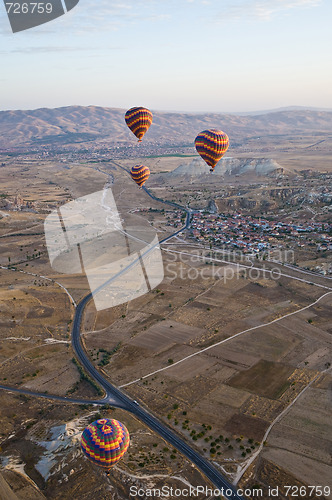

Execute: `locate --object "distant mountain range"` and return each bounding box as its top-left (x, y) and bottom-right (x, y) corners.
top-left (0, 105), bottom-right (332, 148)
top-left (227, 105), bottom-right (332, 116)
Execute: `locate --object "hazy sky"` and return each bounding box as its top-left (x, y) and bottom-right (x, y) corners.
top-left (1, 0), bottom-right (331, 112)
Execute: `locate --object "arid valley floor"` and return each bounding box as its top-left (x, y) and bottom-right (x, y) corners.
top-left (0, 107), bottom-right (331, 500)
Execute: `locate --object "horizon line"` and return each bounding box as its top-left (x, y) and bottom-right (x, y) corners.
top-left (1, 104), bottom-right (332, 116)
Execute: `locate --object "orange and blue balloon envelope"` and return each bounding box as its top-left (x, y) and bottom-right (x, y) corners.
top-left (130, 164), bottom-right (150, 188)
top-left (195, 129), bottom-right (229, 172)
top-left (81, 418), bottom-right (130, 471)
top-left (125, 107), bottom-right (153, 142)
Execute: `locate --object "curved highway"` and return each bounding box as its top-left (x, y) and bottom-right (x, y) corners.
top-left (73, 295), bottom-right (243, 499)
top-left (0, 164), bottom-right (244, 500)
top-left (69, 170), bottom-right (244, 499)
top-left (2, 162), bottom-right (330, 499)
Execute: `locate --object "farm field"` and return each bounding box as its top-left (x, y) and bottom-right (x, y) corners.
top-left (82, 239), bottom-right (332, 493)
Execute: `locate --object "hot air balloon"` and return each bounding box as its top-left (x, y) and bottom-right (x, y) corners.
top-left (81, 418), bottom-right (130, 472)
top-left (125, 107), bottom-right (153, 142)
top-left (130, 164), bottom-right (150, 188)
top-left (195, 129), bottom-right (229, 172)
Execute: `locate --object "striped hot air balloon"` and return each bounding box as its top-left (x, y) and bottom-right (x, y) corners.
top-left (125, 107), bottom-right (153, 142)
top-left (81, 419), bottom-right (130, 472)
top-left (195, 129), bottom-right (229, 172)
top-left (130, 164), bottom-right (150, 188)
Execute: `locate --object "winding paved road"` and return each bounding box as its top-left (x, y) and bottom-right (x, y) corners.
top-left (0, 384), bottom-right (103, 406)
top-left (2, 163), bottom-right (331, 497)
top-left (69, 180), bottom-right (244, 499)
top-left (2, 162), bottom-right (331, 498)
top-left (0, 174), bottom-right (244, 499)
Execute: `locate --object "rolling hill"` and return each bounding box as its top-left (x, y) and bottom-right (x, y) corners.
top-left (0, 105), bottom-right (332, 149)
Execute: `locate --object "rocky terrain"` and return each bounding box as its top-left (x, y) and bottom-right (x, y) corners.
top-left (168, 157), bottom-right (286, 178)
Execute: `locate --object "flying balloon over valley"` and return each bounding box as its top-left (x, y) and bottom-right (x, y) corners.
top-left (125, 107), bottom-right (153, 142)
top-left (195, 129), bottom-right (229, 172)
top-left (130, 164), bottom-right (150, 187)
top-left (81, 418), bottom-right (130, 472)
